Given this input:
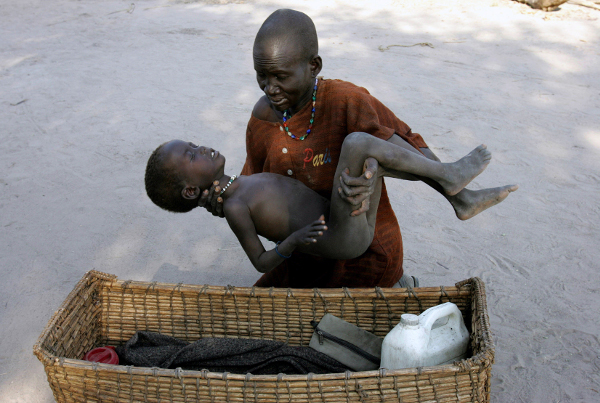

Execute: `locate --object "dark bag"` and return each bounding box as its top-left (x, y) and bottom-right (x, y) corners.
top-left (309, 314), bottom-right (383, 371)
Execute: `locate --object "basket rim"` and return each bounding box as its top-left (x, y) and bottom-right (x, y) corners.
top-left (99, 275), bottom-right (475, 297)
top-left (34, 270), bottom-right (495, 381)
top-left (46, 355), bottom-right (484, 381)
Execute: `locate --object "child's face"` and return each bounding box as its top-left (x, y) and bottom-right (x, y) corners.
top-left (253, 39), bottom-right (316, 113)
top-left (161, 140), bottom-right (225, 190)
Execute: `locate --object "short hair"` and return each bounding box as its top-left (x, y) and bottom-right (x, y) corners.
top-left (145, 143), bottom-right (197, 213)
top-left (254, 9), bottom-right (318, 63)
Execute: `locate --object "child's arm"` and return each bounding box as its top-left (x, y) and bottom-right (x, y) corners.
top-left (225, 201), bottom-right (326, 273)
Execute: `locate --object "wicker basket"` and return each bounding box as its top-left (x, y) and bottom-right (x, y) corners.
top-left (34, 270), bottom-right (494, 402)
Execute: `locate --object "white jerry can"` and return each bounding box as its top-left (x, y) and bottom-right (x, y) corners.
top-left (380, 302), bottom-right (470, 370)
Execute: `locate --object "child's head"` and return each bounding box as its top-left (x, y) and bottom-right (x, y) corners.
top-left (145, 140), bottom-right (225, 213)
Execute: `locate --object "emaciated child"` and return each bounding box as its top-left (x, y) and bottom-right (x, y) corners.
top-left (145, 132), bottom-right (517, 274)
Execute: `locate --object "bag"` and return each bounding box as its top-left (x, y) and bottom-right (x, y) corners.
top-left (309, 313), bottom-right (383, 371)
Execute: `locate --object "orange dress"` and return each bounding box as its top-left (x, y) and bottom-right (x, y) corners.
top-left (242, 78), bottom-right (427, 288)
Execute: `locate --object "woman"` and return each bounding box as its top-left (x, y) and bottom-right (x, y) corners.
top-left (199, 9), bottom-right (516, 288)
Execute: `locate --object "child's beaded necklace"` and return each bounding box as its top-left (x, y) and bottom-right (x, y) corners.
top-left (281, 78), bottom-right (318, 141)
top-left (218, 175), bottom-right (236, 196)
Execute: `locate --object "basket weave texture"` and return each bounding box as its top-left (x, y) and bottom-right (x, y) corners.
top-left (34, 270), bottom-right (494, 402)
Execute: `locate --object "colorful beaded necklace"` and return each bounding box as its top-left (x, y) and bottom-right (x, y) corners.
top-left (282, 78), bottom-right (318, 141)
top-left (218, 175), bottom-right (236, 196)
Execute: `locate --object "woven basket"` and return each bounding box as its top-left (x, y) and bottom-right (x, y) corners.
top-left (34, 270), bottom-right (494, 402)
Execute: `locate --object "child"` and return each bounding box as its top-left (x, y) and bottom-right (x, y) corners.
top-left (145, 132), bottom-right (517, 274)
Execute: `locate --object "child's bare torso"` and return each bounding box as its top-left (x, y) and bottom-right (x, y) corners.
top-left (224, 173), bottom-right (330, 243)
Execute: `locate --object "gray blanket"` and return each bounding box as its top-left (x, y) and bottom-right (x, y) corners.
top-left (116, 331), bottom-right (351, 375)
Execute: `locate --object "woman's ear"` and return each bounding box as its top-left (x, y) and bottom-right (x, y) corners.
top-left (181, 186), bottom-right (201, 200)
top-left (310, 55), bottom-right (323, 77)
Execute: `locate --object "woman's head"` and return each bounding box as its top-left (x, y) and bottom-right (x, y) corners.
top-left (253, 9), bottom-right (322, 114)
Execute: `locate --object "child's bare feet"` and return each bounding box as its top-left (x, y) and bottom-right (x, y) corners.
top-left (438, 145), bottom-right (492, 196)
top-left (451, 185), bottom-right (519, 220)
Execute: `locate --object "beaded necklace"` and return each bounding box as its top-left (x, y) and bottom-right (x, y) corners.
top-left (282, 78), bottom-right (318, 141)
top-left (218, 175), bottom-right (237, 196)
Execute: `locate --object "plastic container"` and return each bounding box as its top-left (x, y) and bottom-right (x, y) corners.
top-left (380, 302), bottom-right (469, 370)
top-left (83, 346), bottom-right (119, 365)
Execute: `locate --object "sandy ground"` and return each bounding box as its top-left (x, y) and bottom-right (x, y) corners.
top-left (1, 0), bottom-right (599, 401)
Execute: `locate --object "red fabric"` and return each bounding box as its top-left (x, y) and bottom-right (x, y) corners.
top-left (242, 78), bottom-right (427, 288)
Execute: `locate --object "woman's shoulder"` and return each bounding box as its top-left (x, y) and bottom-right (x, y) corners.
top-left (251, 95), bottom-right (279, 122)
top-left (322, 78), bottom-right (371, 96)
top-left (320, 78), bottom-right (374, 110)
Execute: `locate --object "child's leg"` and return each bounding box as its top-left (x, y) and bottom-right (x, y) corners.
top-left (317, 132), bottom-right (491, 260)
top-left (311, 136), bottom-right (384, 260)
top-left (369, 135), bottom-right (492, 196)
top-left (386, 134), bottom-right (518, 220)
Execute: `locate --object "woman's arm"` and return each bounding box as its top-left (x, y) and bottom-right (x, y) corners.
top-left (339, 136), bottom-right (434, 216)
top-left (197, 180), bottom-right (225, 217)
top-left (338, 158), bottom-right (379, 216)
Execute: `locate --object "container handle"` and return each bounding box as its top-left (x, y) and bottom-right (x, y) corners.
top-left (419, 302), bottom-right (462, 333)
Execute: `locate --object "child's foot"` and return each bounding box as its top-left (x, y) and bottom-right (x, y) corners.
top-left (438, 145), bottom-right (492, 196)
top-left (451, 185), bottom-right (519, 220)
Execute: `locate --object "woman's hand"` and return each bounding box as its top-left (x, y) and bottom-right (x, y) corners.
top-left (338, 157), bottom-right (379, 216)
top-left (197, 180), bottom-right (225, 217)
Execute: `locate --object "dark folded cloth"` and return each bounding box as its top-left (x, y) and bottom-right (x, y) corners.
top-left (116, 331), bottom-right (351, 375)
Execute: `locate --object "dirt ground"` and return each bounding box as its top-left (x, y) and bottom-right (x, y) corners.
top-left (1, 0), bottom-right (599, 401)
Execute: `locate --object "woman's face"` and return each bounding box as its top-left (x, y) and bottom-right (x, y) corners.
top-left (253, 39), bottom-right (320, 114)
